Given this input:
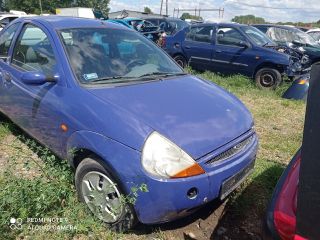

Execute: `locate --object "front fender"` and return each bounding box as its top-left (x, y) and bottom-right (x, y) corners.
top-left (66, 130), bottom-right (148, 195)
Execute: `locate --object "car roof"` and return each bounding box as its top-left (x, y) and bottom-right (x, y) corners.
top-left (0, 14), bottom-right (20, 18)
top-left (253, 24), bottom-right (296, 30)
top-left (19, 16), bottom-right (126, 30)
top-left (191, 22), bottom-right (249, 28)
top-left (307, 28), bottom-right (320, 33)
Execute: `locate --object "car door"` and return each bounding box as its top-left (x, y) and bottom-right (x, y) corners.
top-left (213, 25), bottom-right (253, 75)
top-left (182, 25), bottom-right (215, 71)
top-left (0, 22), bottom-right (66, 153)
top-left (0, 22), bottom-right (21, 113)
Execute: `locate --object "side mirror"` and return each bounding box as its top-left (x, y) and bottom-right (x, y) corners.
top-left (238, 41), bottom-right (250, 48)
top-left (21, 72), bottom-right (57, 85)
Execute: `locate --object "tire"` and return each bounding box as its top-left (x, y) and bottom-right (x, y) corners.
top-left (75, 157), bottom-right (136, 232)
top-left (173, 54), bottom-right (187, 68)
top-left (255, 68), bottom-right (282, 90)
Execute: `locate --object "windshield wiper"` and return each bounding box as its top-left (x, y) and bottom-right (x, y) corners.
top-left (138, 72), bottom-right (187, 78)
top-left (87, 76), bottom-right (137, 84)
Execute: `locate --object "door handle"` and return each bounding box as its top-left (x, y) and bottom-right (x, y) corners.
top-left (3, 72), bottom-right (11, 82)
top-left (216, 50), bottom-right (223, 53)
top-left (185, 46), bottom-right (191, 49)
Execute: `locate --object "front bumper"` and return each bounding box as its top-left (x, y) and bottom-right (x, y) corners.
top-left (134, 131), bottom-right (259, 224)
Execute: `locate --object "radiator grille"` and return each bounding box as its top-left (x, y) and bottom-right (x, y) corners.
top-left (206, 135), bottom-right (254, 165)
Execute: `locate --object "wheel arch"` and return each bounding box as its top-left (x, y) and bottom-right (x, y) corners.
top-left (66, 130), bottom-right (144, 195)
top-left (253, 62), bottom-right (285, 78)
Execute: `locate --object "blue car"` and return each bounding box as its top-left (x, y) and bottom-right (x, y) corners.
top-left (0, 16), bottom-right (258, 231)
top-left (163, 23), bottom-right (303, 89)
top-left (107, 18), bottom-right (160, 42)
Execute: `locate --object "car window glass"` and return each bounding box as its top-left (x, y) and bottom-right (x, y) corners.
top-left (186, 26), bottom-right (197, 41)
top-left (309, 32), bottom-right (320, 41)
top-left (12, 24), bottom-right (57, 76)
top-left (267, 27), bottom-right (296, 43)
top-left (217, 27), bottom-right (246, 46)
top-left (0, 23), bottom-right (20, 59)
top-left (186, 26), bottom-right (214, 43)
top-left (256, 26), bottom-right (268, 33)
top-left (59, 28), bottom-right (182, 84)
top-left (0, 18), bottom-right (10, 26)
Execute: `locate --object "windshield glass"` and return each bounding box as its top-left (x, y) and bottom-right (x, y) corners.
top-left (295, 29), bottom-right (320, 46)
top-left (59, 28), bottom-right (183, 84)
top-left (267, 27), bottom-right (320, 47)
top-left (241, 26), bottom-right (274, 46)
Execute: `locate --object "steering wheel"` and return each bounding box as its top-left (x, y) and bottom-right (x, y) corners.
top-left (126, 59), bottom-right (145, 69)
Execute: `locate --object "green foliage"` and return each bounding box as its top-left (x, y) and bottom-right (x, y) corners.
top-left (0, 132), bottom-right (146, 239)
top-left (2, 0), bottom-right (110, 16)
top-left (180, 12), bottom-right (203, 21)
top-left (231, 15), bottom-right (266, 24)
top-left (3, 0), bottom-right (73, 14)
top-left (143, 6), bottom-right (153, 14)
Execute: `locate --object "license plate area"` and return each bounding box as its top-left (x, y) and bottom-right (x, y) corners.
top-left (220, 160), bottom-right (255, 200)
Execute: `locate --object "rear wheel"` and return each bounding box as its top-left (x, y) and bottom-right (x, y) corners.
top-left (255, 68), bottom-right (282, 90)
top-left (75, 157), bottom-right (136, 232)
top-left (174, 54), bottom-right (187, 68)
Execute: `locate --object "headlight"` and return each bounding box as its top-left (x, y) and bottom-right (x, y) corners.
top-left (142, 132), bottom-right (205, 179)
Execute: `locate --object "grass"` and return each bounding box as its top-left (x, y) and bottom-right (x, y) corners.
top-left (0, 72), bottom-right (306, 239)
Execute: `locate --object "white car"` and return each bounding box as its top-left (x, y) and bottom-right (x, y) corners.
top-left (0, 14), bottom-right (20, 31)
top-left (307, 29), bottom-right (320, 43)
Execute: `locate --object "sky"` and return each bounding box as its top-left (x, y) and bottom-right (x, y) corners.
top-left (109, 0), bottom-right (320, 23)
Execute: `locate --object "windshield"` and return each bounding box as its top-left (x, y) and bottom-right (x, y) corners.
top-left (241, 26), bottom-right (274, 46)
top-left (295, 30), bottom-right (320, 46)
top-left (59, 28), bottom-right (183, 84)
top-left (267, 27), bottom-right (320, 47)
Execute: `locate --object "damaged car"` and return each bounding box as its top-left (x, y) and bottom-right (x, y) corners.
top-left (163, 23), bottom-right (305, 89)
top-left (254, 24), bottom-right (320, 69)
top-left (0, 16), bottom-right (258, 231)
top-left (107, 17), bottom-right (161, 42)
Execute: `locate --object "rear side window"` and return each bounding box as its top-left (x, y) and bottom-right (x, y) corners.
top-left (12, 24), bottom-right (57, 76)
top-left (0, 23), bottom-right (20, 59)
top-left (217, 27), bottom-right (246, 46)
top-left (186, 26), bottom-right (214, 43)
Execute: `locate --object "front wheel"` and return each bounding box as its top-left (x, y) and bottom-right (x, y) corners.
top-left (173, 54), bottom-right (187, 68)
top-left (75, 157), bottom-right (136, 232)
top-left (255, 68), bottom-right (282, 90)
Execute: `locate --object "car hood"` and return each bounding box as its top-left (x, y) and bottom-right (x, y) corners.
top-left (87, 75), bottom-right (253, 159)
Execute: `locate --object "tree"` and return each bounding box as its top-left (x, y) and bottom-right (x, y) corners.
top-left (180, 12), bottom-right (203, 21)
top-left (4, 0), bottom-right (73, 14)
top-left (231, 15), bottom-right (266, 24)
top-left (144, 6), bottom-right (152, 14)
top-left (3, 0), bottom-right (110, 16)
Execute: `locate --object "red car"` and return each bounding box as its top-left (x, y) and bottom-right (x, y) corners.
top-left (264, 64), bottom-right (320, 240)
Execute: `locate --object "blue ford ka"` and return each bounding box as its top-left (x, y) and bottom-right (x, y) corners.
top-left (0, 16), bottom-right (258, 231)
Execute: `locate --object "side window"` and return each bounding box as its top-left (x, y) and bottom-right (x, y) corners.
top-left (194, 26), bottom-right (214, 43)
top-left (217, 27), bottom-right (246, 47)
top-left (186, 26), bottom-right (214, 43)
top-left (0, 23), bottom-right (20, 59)
top-left (186, 26), bottom-right (197, 41)
top-left (12, 24), bottom-right (57, 76)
